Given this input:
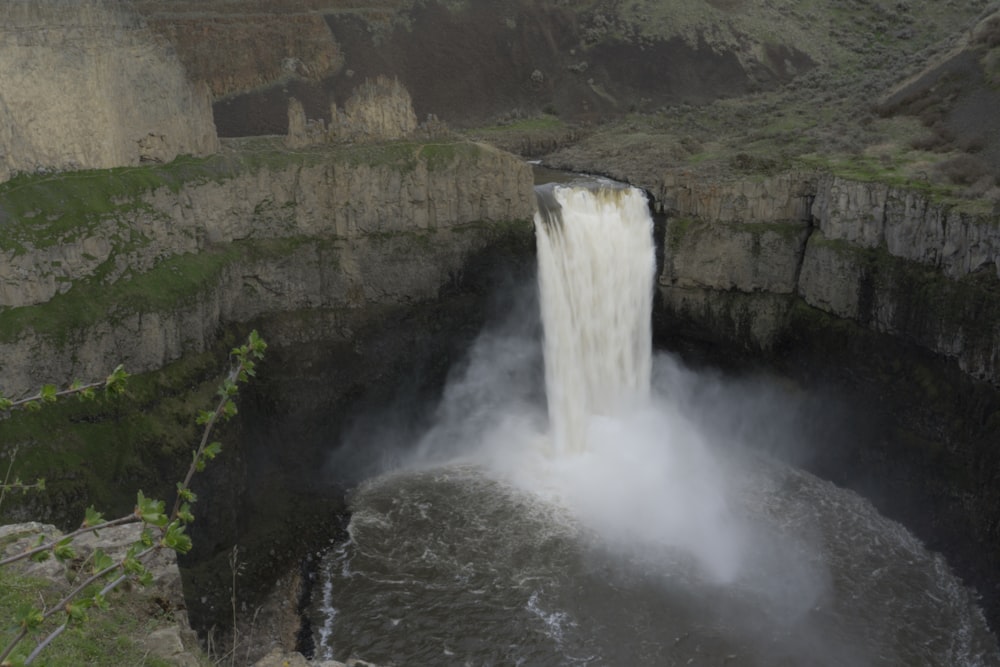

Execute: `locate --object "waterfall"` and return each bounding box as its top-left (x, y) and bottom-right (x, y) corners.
top-left (312, 179), bottom-right (1000, 667)
top-left (534, 182), bottom-right (656, 454)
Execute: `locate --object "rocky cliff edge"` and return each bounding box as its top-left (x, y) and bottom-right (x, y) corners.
top-left (0, 139), bottom-right (534, 399)
top-left (658, 170), bottom-right (1000, 385)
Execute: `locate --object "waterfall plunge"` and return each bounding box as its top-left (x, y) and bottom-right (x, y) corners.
top-left (535, 183), bottom-right (656, 455)
top-left (313, 181), bottom-right (1000, 667)
top-left (528, 182), bottom-right (743, 583)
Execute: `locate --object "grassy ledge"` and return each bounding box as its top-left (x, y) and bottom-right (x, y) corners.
top-left (0, 139), bottom-right (494, 255)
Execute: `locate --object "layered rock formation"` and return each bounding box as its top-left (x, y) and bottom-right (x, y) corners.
top-left (0, 139), bottom-right (533, 659)
top-left (140, 10), bottom-right (344, 99)
top-left (287, 76), bottom-right (420, 148)
top-left (0, 140), bottom-right (533, 399)
top-left (0, 0), bottom-right (218, 184)
top-left (338, 76), bottom-right (419, 141)
top-left (657, 171), bottom-right (1000, 385)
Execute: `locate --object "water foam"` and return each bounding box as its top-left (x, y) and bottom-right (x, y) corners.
top-left (315, 179), bottom-right (1000, 665)
top-left (535, 183), bottom-right (654, 454)
top-left (491, 182), bottom-right (744, 581)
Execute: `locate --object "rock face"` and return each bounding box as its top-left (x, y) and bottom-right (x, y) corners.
top-left (0, 140), bottom-right (533, 399)
top-left (140, 9), bottom-right (343, 99)
top-left (287, 76), bottom-right (420, 148)
top-left (0, 0), bottom-right (218, 184)
top-left (338, 76), bottom-right (418, 142)
top-left (658, 171), bottom-right (1000, 385)
top-left (0, 139), bottom-right (533, 659)
top-left (155, 0), bottom-right (819, 136)
top-left (0, 522), bottom-right (204, 666)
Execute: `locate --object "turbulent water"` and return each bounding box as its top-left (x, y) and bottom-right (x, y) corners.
top-left (309, 181), bottom-right (1000, 666)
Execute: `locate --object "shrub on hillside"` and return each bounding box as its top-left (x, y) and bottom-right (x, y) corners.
top-left (933, 154), bottom-right (995, 186)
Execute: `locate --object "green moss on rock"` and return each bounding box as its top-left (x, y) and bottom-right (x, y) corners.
top-left (0, 343), bottom-right (233, 527)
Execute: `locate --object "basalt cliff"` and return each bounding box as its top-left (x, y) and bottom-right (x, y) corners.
top-left (656, 171), bottom-right (1000, 386)
top-left (0, 0), bottom-right (217, 183)
top-left (0, 141), bottom-right (532, 399)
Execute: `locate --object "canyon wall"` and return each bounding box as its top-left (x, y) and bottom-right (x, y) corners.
top-left (0, 140), bottom-right (533, 399)
top-left (0, 0), bottom-right (218, 184)
top-left (656, 171), bottom-right (1000, 385)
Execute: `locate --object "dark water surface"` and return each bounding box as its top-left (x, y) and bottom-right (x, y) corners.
top-left (306, 174), bottom-right (997, 666)
top-left (308, 456), bottom-right (998, 666)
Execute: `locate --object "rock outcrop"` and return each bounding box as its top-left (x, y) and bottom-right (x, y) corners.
top-left (658, 171), bottom-right (1000, 385)
top-left (654, 168), bottom-right (1000, 633)
top-left (338, 76), bottom-right (418, 142)
top-left (287, 76), bottom-right (420, 148)
top-left (0, 140), bottom-right (533, 398)
top-left (139, 9), bottom-right (344, 99)
top-left (0, 0), bottom-right (218, 184)
top-left (0, 521), bottom-right (203, 666)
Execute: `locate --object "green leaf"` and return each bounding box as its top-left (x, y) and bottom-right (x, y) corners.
top-left (92, 548), bottom-right (114, 574)
top-left (135, 491), bottom-right (167, 527)
top-left (195, 410), bottom-right (214, 425)
top-left (65, 601), bottom-right (89, 624)
top-left (39, 384), bottom-right (58, 403)
top-left (91, 592), bottom-right (109, 611)
top-left (104, 364), bottom-right (129, 394)
top-left (177, 503), bottom-right (195, 524)
top-left (0, 396), bottom-right (13, 410)
top-left (35, 477), bottom-right (45, 491)
top-left (203, 441), bottom-right (223, 460)
top-left (176, 483), bottom-right (197, 503)
top-left (122, 546), bottom-right (147, 577)
top-left (219, 379), bottom-right (238, 397)
top-left (163, 523), bottom-right (193, 554)
top-left (15, 604), bottom-right (44, 631)
top-left (83, 506), bottom-right (104, 528)
top-left (53, 537), bottom-right (76, 562)
top-left (248, 329), bottom-right (267, 358)
top-left (30, 550), bottom-right (51, 563)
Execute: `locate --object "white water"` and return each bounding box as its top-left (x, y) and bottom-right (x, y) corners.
top-left (527, 181), bottom-right (744, 582)
top-left (535, 183), bottom-right (654, 454)
top-left (312, 180), bottom-right (1000, 665)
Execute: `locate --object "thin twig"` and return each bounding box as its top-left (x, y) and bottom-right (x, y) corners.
top-left (0, 445), bottom-right (18, 511)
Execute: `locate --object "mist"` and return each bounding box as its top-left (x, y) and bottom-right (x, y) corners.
top-left (364, 186), bottom-right (833, 626)
top-left (316, 183), bottom-right (999, 665)
top-left (388, 297), bottom-right (832, 605)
